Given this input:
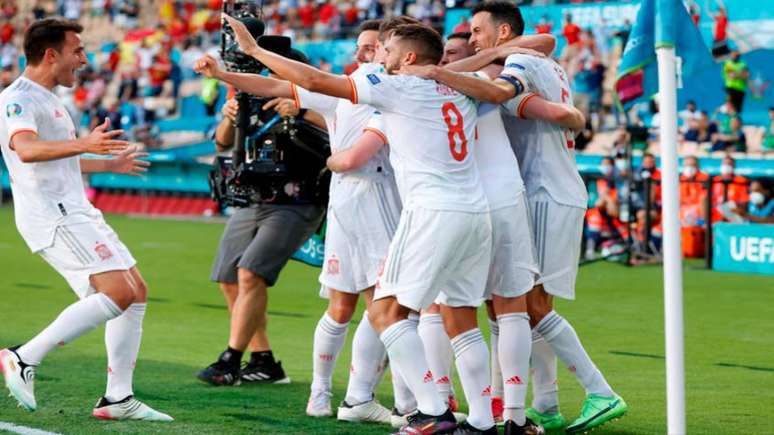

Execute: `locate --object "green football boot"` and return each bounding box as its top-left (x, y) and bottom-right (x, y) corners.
top-left (525, 408), bottom-right (566, 432)
top-left (565, 394), bottom-right (627, 434)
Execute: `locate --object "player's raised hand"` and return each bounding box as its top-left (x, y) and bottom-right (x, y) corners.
top-left (81, 118), bottom-right (129, 155)
top-left (497, 45), bottom-right (546, 60)
top-left (194, 54), bottom-right (222, 79)
top-left (398, 64), bottom-right (439, 80)
top-left (109, 145), bottom-right (150, 176)
top-left (223, 14), bottom-right (261, 58)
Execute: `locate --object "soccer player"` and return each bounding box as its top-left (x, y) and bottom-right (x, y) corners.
top-left (0, 18), bottom-right (171, 421)
top-left (403, 31), bottom-right (585, 435)
top-left (224, 16), bottom-right (496, 434)
top-left (418, 2), bottom-right (629, 433)
top-left (196, 20), bottom-right (402, 423)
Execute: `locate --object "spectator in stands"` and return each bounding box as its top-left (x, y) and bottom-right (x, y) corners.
top-left (679, 156), bottom-right (710, 226)
top-left (711, 115), bottom-right (746, 153)
top-left (634, 152), bottom-right (661, 212)
top-left (585, 157), bottom-right (627, 259)
top-left (572, 30), bottom-right (605, 130)
top-left (534, 14), bottom-right (552, 34)
top-left (711, 155), bottom-right (749, 222)
top-left (763, 107), bottom-right (774, 154)
top-left (736, 180), bottom-right (774, 224)
top-left (678, 100), bottom-right (701, 134)
top-left (712, 6), bottom-right (728, 45)
top-left (684, 110), bottom-right (717, 143)
top-left (147, 46), bottom-right (173, 97)
top-left (453, 15), bottom-right (470, 33)
top-left (723, 50), bottom-right (749, 112)
top-left (562, 13), bottom-right (581, 47)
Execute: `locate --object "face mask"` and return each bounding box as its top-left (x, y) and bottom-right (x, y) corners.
top-left (750, 192), bottom-right (765, 206)
top-left (601, 164), bottom-right (613, 176)
top-left (720, 164), bottom-right (733, 176)
top-left (682, 166), bottom-right (697, 178)
top-left (615, 159), bottom-right (627, 172)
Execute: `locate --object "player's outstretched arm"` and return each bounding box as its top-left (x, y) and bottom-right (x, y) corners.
top-left (518, 95), bottom-right (587, 130)
top-left (194, 54), bottom-right (293, 98)
top-left (444, 34), bottom-right (556, 73)
top-left (80, 146), bottom-right (150, 176)
top-left (401, 64), bottom-right (515, 104)
top-left (12, 118), bottom-right (128, 163)
top-left (223, 15), bottom-right (353, 101)
top-left (326, 130), bottom-right (387, 173)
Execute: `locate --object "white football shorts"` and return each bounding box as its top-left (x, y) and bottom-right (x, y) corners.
top-left (527, 188), bottom-right (585, 300)
top-left (39, 218), bottom-right (136, 299)
top-left (375, 207), bottom-right (492, 311)
top-left (319, 175), bottom-right (401, 296)
top-left (483, 194), bottom-right (540, 300)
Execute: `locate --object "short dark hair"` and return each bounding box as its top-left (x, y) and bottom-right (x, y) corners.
top-left (447, 31), bottom-right (471, 41)
top-left (378, 16), bottom-right (421, 42)
top-left (391, 24), bottom-right (444, 66)
top-left (24, 18), bottom-right (83, 66)
top-left (472, 1), bottom-right (524, 37)
top-left (359, 19), bottom-right (382, 33)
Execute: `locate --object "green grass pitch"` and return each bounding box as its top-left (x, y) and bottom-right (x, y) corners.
top-left (0, 207), bottom-right (772, 434)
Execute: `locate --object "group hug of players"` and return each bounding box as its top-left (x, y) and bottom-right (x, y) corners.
top-left (0, 3), bottom-right (627, 434)
top-left (193, 2), bottom-right (629, 434)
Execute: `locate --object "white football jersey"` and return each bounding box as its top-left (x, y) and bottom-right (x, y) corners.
top-left (500, 54), bottom-right (588, 209)
top-left (350, 72), bottom-right (487, 212)
top-left (475, 102), bottom-right (524, 210)
top-left (0, 77), bottom-right (102, 252)
top-left (292, 62), bottom-right (391, 179)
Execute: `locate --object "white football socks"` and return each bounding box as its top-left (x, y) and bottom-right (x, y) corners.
top-left (18, 293), bottom-right (123, 365)
top-left (390, 314), bottom-right (419, 413)
top-left (497, 313), bottom-right (531, 425)
top-left (344, 311), bottom-right (386, 405)
top-left (390, 361), bottom-right (417, 414)
top-left (105, 303), bottom-right (146, 402)
top-left (488, 318), bottom-right (503, 399)
top-left (418, 313), bottom-right (454, 403)
top-left (380, 319), bottom-right (446, 417)
top-left (310, 312), bottom-right (349, 394)
top-left (531, 331), bottom-right (560, 414)
top-left (451, 328), bottom-right (494, 430)
top-left (535, 311), bottom-right (614, 398)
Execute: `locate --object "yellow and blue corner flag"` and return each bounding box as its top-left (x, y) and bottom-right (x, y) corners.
top-left (616, 0), bottom-right (715, 109)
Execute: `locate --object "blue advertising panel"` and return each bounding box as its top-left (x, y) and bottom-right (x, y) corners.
top-left (713, 223), bottom-right (774, 275)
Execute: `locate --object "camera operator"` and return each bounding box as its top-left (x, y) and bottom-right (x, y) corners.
top-left (198, 47), bottom-right (327, 386)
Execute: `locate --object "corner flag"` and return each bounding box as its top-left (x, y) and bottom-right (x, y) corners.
top-left (616, 0), bottom-right (715, 108)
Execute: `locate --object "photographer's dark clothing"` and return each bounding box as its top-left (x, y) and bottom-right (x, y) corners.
top-left (211, 204), bottom-right (324, 286)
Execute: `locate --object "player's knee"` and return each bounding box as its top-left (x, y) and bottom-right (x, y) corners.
top-left (527, 302), bottom-right (551, 327)
top-left (131, 279), bottom-right (148, 303)
top-left (107, 285), bottom-right (136, 311)
top-left (327, 303), bottom-right (355, 324)
top-left (237, 268), bottom-right (266, 292)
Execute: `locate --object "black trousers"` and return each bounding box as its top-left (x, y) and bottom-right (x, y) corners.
top-left (725, 87), bottom-right (746, 113)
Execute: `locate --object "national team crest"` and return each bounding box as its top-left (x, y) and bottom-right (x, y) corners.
top-left (94, 242), bottom-right (114, 261)
top-left (6, 103), bottom-right (22, 118)
top-left (327, 257), bottom-right (340, 275)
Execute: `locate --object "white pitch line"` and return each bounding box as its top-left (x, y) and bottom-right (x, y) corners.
top-left (0, 421), bottom-right (61, 435)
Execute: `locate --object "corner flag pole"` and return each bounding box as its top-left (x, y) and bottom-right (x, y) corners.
top-left (656, 46), bottom-right (687, 435)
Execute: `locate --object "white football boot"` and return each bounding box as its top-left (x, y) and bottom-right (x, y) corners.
top-left (0, 348), bottom-right (36, 411)
top-left (92, 396), bottom-right (173, 421)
